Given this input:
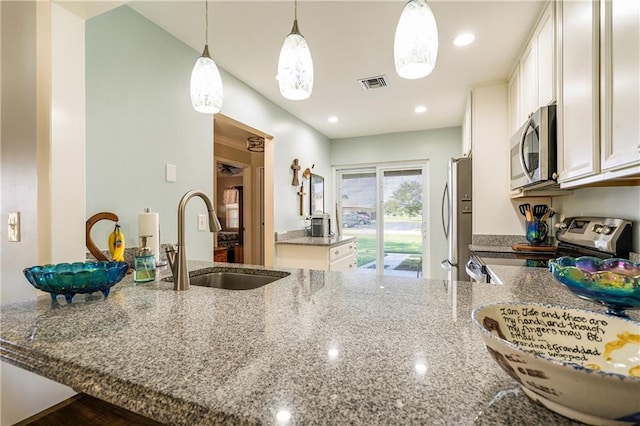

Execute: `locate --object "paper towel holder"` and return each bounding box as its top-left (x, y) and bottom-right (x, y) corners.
top-left (139, 208), bottom-right (167, 267)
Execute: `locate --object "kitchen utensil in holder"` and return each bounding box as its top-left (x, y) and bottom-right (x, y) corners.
top-left (526, 219), bottom-right (548, 245)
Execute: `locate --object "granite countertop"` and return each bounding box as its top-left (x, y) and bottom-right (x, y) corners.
top-left (469, 244), bottom-right (557, 254)
top-left (276, 235), bottom-right (356, 247)
top-left (2, 261), bottom-right (634, 425)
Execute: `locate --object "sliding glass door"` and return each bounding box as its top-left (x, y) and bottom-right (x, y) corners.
top-left (336, 163), bottom-right (428, 277)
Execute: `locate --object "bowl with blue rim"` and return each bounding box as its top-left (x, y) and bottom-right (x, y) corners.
top-left (549, 256), bottom-right (640, 318)
top-left (23, 261), bottom-right (129, 303)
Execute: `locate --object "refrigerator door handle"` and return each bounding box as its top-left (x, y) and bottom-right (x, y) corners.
top-left (441, 259), bottom-right (453, 271)
top-left (441, 183), bottom-right (449, 239)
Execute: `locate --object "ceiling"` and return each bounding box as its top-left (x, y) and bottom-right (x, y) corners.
top-left (60, 0), bottom-right (546, 140)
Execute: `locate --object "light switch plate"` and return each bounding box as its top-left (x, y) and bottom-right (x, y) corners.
top-left (630, 252), bottom-right (640, 263)
top-left (166, 163), bottom-right (176, 182)
top-left (8, 212), bottom-right (20, 242)
top-left (197, 214), bottom-right (207, 231)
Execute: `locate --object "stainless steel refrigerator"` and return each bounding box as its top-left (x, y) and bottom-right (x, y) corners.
top-left (441, 157), bottom-right (472, 281)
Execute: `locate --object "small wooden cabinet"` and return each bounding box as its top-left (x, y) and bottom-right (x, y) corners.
top-left (276, 238), bottom-right (358, 272)
top-left (214, 247), bottom-right (228, 262)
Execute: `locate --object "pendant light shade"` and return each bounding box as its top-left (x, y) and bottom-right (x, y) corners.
top-left (394, 0), bottom-right (439, 80)
top-left (190, 1), bottom-right (224, 114)
top-left (277, 2), bottom-right (314, 100)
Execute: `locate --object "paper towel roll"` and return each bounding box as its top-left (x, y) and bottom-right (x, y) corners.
top-left (138, 210), bottom-right (160, 264)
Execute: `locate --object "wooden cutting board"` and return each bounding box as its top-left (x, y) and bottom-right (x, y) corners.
top-left (511, 243), bottom-right (558, 253)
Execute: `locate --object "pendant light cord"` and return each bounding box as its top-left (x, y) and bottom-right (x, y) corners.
top-left (291, 0), bottom-right (300, 35)
top-left (205, 0), bottom-right (209, 45)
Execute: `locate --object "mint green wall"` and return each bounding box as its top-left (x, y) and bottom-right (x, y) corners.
top-left (330, 127), bottom-right (463, 279)
top-left (86, 6), bottom-right (330, 260)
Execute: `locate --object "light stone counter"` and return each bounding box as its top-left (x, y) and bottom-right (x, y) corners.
top-left (275, 235), bottom-right (356, 247)
top-left (2, 261), bottom-right (634, 425)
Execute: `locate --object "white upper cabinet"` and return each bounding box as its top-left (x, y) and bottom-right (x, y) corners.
top-left (558, 0), bottom-right (640, 187)
top-left (520, 42), bottom-right (538, 121)
top-left (537, 8), bottom-right (555, 107)
top-left (507, 67), bottom-right (520, 137)
top-left (557, 0), bottom-right (600, 183)
top-left (599, 0), bottom-right (640, 172)
top-left (509, 2), bottom-right (556, 134)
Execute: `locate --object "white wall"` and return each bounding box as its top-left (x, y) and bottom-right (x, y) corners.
top-left (330, 127), bottom-right (462, 279)
top-left (1, 1), bottom-right (39, 303)
top-left (1, 2), bottom-right (79, 424)
top-left (85, 6), bottom-right (331, 261)
top-left (471, 82), bottom-right (527, 236)
top-left (50, 3), bottom-right (86, 263)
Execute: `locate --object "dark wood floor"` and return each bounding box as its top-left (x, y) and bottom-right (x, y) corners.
top-left (15, 393), bottom-right (164, 426)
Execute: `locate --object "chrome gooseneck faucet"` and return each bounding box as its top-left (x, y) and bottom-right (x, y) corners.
top-left (166, 190), bottom-right (222, 291)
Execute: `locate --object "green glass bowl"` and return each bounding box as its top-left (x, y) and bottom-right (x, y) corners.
top-left (23, 261), bottom-right (129, 303)
top-left (549, 256), bottom-right (640, 317)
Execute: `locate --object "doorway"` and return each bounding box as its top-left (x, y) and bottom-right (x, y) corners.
top-left (213, 115), bottom-right (270, 265)
top-left (336, 162), bottom-right (429, 277)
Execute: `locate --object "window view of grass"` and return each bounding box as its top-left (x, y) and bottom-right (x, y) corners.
top-left (342, 216), bottom-right (422, 267)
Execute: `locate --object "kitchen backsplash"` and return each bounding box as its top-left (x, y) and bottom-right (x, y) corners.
top-left (552, 186), bottom-right (639, 253)
top-left (87, 243), bottom-right (173, 267)
top-left (472, 234), bottom-right (528, 246)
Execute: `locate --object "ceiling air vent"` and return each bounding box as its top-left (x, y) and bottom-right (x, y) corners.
top-left (358, 75), bottom-right (388, 91)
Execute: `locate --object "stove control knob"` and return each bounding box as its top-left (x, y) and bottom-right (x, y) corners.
top-left (601, 225), bottom-right (612, 235)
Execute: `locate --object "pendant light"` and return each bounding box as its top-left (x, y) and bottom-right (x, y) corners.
top-left (394, 0), bottom-right (439, 80)
top-left (277, 0), bottom-right (314, 100)
top-left (190, 0), bottom-right (224, 113)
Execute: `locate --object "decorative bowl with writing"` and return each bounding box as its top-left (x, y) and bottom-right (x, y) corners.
top-left (23, 261), bottom-right (129, 303)
top-left (472, 302), bottom-right (640, 425)
top-left (549, 256), bottom-right (640, 318)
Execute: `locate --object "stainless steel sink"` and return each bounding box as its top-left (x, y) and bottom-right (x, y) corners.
top-left (164, 267), bottom-right (290, 290)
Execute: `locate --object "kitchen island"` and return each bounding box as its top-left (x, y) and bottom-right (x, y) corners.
top-left (1, 262), bottom-right (633, 425)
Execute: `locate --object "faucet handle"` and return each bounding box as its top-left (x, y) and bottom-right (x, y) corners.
top-left (165, 245), bottom-right (177, 269)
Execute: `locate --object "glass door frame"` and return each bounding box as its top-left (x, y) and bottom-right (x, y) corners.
top-left (334, 160), bottom-right (430, 278)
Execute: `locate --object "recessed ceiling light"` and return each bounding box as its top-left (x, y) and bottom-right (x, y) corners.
top-left (328, 116), bottom-right (339, 123)
top-left (454, 33), bottom-right (475, 47)
top-left (414, 105), bottom-right (427, 113)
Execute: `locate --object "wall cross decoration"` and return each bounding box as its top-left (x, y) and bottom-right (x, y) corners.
top-left (291, 158), bottom-right (300, 186)
top-left (297, 183), bottom-right (306, 216)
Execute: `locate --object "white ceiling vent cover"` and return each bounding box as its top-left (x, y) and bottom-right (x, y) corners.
top-left (358, 75), bottom-right (388, 91)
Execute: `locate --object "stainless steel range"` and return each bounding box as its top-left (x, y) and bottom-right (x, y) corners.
top-left (467, 216), bottom-right (633, 283)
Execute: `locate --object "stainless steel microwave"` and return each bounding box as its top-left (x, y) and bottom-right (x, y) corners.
top-left (510, 104), bottom-right (557, 190)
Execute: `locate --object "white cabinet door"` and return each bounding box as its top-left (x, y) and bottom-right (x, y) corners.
top-left (507, 66), bottom-right (520, 137)
top-left (329, 254), bottom-right (357, 272)
top-left (520, 43), bottom-right (538, 120)
top-left (513, 2), bottom-right (555, 130)
top-left (558, 0), bottom-right (600, 183)
top-left (600, 0), bottom-right (640, 172)
top-left (276, 239), bottom-right (357, 271)
top-left (537, 6), bottom-right (555, 106)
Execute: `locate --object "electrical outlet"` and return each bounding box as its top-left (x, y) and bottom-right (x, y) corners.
top-left (197, 214), bottom-right (207, 231)
top-left (8, 212), bottom-right (20, 242)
